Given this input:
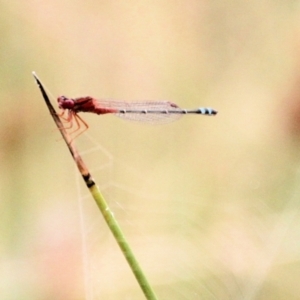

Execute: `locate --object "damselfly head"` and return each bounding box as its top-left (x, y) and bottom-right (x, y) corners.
top-left (58, 96), bottom-right (75, 110)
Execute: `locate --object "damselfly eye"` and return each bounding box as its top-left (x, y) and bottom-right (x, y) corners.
top-left (58, 96), bottom-right (74, 109)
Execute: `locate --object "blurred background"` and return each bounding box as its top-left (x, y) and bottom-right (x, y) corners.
top-left (1, 1), bottom-right (300, 299)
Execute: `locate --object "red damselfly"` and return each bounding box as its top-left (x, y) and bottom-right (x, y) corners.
top-left (58, 95), bottom-right (217, 136)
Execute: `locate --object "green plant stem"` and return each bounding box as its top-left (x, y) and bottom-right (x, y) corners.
top-left (89, 184), bottom-right (158, 299)
top-left (32, 72), bottom-right (158, 300)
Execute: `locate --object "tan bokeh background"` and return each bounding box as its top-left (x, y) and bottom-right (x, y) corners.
top-left (2, 1), bottom-right (300, 299)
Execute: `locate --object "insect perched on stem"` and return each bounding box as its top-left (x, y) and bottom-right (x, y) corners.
top-left (58, 95), bottom-right (218, 137)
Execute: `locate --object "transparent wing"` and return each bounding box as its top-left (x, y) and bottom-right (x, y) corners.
top-left (95, 99), bottom-right (183, 123)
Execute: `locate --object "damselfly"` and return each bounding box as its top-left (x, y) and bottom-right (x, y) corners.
top-left (58, 95), bottom-right (217, 135)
